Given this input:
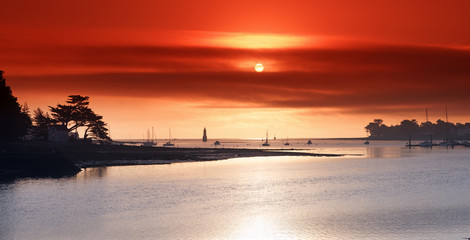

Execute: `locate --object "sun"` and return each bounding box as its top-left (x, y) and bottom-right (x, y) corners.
top-left (255, 63), bottom-right (264, 72)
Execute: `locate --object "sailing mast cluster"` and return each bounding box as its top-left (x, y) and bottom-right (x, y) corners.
top-left (140, 127), bottom-right (315, 147)
top-left (140, 127), bottom-right (213, 147)
top-left (141, 127), bottom-right (174, 147)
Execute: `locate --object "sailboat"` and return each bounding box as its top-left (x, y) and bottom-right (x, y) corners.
top-left (142, 127), bottom-right (156, 147)
top-left (438, 107), bottom-right (455, 147)
top-left (419, 108), bottom-right (433, 148)
top-left (262, 130), bottom-right (270, 146)
top-left (163, 128), bottom-right (175, 147)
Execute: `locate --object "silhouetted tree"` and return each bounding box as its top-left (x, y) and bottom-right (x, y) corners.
top-left (89, 118), bottom-right (110, 140)
top-left (400, 119), bottom-right (419, 138)
top-left (365, 119), bottom-right (384, 138)
top-left (31, 108), bottom-right (53, 140)
top-left (49, 95), bottom-right (110, 140)
top-left (366, 118), bottom-right (470, 140)
top-left (420, 121), bottom-right (433, 139)
top-left (49, 95), bottom-right (89, 131)
top-left (0, 70), bottom-right (32, 141)
top-left (81, 108), bottom-right (110, 140)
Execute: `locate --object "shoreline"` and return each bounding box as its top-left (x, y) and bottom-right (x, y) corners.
top-left (1, 142), bottom-right (343, 180)
top-left (75, 148), bottom-right (341, 168)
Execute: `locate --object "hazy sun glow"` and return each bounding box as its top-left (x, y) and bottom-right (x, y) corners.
top-left (206, 32), bottom-right (315, 49)
top-left (255, 63), bottom-right (264, 72)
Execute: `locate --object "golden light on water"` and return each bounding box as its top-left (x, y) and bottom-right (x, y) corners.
top-left (233, 215), bottom-right (282, 239)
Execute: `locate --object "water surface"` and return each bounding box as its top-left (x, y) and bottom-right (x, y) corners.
top-left (1, 141), bottom-right (470, 239)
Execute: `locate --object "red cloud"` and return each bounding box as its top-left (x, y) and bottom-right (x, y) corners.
top-left (4, 42), bottom-right (470, 117)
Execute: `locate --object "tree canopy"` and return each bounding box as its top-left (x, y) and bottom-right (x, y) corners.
top-left (48, 95), bottom-right (111, 141)
top-left (0, 70), bottom-right (31, 141)
top-left (365, 118), bottom-right (470, 140)
top-left (31, 108), bottom-right (53, 140)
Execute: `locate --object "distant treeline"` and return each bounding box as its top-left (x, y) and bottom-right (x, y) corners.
top-left (365, 119), bottom-right (470, 140)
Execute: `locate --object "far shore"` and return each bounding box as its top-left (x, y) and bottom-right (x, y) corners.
top-left (1, 141), bottom-right (343, 180)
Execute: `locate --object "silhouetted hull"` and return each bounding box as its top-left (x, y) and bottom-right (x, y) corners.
top-left (142, 142), bottom-right (156, 147)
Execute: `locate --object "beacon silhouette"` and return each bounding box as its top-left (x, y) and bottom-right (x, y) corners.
top-left (202, 127), bottom-right (208, 142)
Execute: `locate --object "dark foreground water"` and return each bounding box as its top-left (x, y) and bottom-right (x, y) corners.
top-left (1, 140), bottom-right (470, 239)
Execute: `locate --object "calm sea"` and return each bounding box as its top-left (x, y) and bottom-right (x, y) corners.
top-left (1, 140), bottom-right (470, 240)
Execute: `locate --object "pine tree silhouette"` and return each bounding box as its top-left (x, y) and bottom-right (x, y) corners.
top-left (0, 70), bottom-right (31, 141)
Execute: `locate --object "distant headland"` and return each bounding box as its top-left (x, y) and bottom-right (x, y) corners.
top-left (365, 118), bottom-right (470, 141)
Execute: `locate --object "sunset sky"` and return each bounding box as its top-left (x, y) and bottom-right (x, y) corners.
top-left (2, 0), bottom-right (470, 139)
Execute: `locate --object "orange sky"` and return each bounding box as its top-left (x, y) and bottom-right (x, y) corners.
top-left (2, 0), bottom-right (470, 139)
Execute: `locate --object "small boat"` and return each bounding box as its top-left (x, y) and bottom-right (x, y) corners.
top-left (419, 141), bottom-right (432, 147)
top-left (364, 140), bottom-right (370, 145)
top-left (438, 140), bottom-right (450, 146)
top-left (142, 141), bottom-right (156, 147)
top-left (214, 140), bottom-right (221, 146)
top-left (284, 137), bottom-right (290, 146)
top-left (307, 140), bottom-right (312, 145)
top-left (262, 130), bottom-right (270, 146)
top-left (163, 128), bottom-right (175, 147)
top-left (420, 132), bottom-right (433, 148)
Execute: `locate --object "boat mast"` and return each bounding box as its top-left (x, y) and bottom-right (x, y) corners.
top-left (152, 127), bottom-right (155, 143)
top-left (445, 106), bottom-right (448, 123)
top-left (445, 106), bottom-right (450, 142)
top-left (168, 128), bottom-right (172, 143)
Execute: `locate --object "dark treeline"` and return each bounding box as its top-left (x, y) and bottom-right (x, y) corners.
top-left (0, 71), bottom-right (31, 141)
top-left (365, 119), bottom-right (470, 140)
top-left (33, 95), bottom-right (111, 141)
top-left (0, 70), bottom-right (110, 142)
top-left (1, 70), bottom-right (111, 180)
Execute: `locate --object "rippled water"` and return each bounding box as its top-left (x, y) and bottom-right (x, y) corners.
top-left (1, 141), bottom-right (470, 239)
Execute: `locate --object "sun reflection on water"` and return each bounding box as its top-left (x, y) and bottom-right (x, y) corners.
top-left (230, 214), bottom-right (298, 240)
